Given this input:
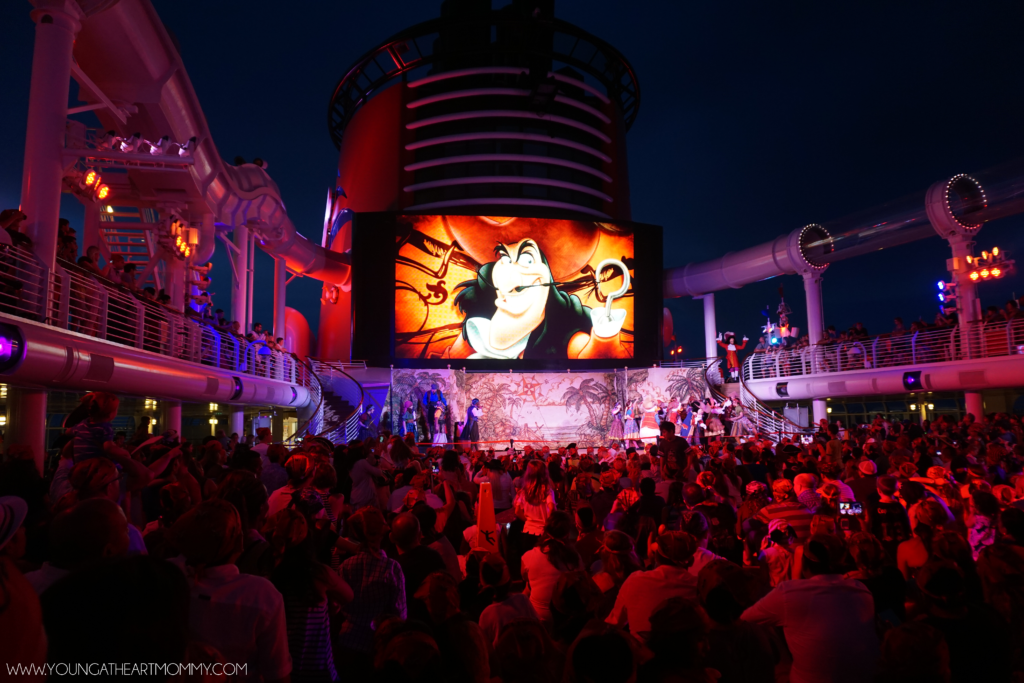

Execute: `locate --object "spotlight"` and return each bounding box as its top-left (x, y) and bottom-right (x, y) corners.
top-left (927, 403), bottom-right (935, 410)
top-left (83, 169), bottom-right (98, 187)
top-left (105, 205), bottom-right (114, 214)
top-left (981, 269), bottom-right (991, 278)
top-left (993, 246), bottom-right (1000, 257)
top-left (96, 185), bottom-right (110, 201)
top-left (992, 267), bottom-right (1002, 277)
top-left (970, 271), bottom-right (980, 281)
top-left (910, 403), bottom-right (917, 410)
top-left (937, 280), bottom-right (945, 290)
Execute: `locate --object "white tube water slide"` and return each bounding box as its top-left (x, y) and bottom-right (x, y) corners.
top-left (665, 160), bottom-right (1024, 297)
top-left (72, 0), bottom-right (350, 286)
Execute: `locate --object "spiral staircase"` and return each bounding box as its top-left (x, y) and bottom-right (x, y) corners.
top-left (704, 358), bottom-right (809, 442)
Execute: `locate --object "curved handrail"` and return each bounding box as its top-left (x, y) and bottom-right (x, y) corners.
top-left (285, 356), bottom-right (325, 444)
top-left (308, 358), bottom-right (366, 444)
top-left (706, 358), bottom-right (807, 442)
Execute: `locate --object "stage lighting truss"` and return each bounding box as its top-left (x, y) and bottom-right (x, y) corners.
top-left (937, 280), bottom-right (958, 315)
top-left (168, 216), bottom-right (198, 260)
top-left (965, 246), bottom-right (1014, 284)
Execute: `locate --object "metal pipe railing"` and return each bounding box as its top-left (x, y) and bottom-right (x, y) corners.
top-left (742, 319), bottom-right (1024, 382)
top-left (0, 250), bottom-right (316, 397)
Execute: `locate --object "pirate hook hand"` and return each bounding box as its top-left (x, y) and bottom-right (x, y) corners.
top-left (716, 332), bottom-right (723, 342)
top-left (742, 336), bottom-right (749, 342)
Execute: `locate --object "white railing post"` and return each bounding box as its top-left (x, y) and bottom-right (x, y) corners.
top-left (134, 300), bottom-right (146, 348)
top-left (911, 331), bottom-right (918, 364)
top-left (97, 288), bottom-right (109, 338)
top-left (54, 264), bottom-right (70, 330)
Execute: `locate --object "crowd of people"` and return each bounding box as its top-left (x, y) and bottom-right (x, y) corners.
top-left (2, 392), bottom-right (1024, 682)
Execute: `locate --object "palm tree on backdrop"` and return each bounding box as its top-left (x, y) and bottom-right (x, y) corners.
top-left (667, 367), bottom-right (706, 403)
top-left (562, 378), bottom-right (606, 431)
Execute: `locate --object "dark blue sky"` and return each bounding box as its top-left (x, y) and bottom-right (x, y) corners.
top-left (2, 1), bottom-right (1023, 357)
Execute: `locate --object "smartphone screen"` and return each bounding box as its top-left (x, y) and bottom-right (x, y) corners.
top-left (839, 501), bottom-right (863, 515)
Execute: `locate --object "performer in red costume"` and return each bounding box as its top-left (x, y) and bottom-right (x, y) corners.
top-left (717, 331), bottom-right (749, 381)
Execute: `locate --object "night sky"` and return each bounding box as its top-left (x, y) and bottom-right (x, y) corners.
top-left (2, 0), bottom-right (1023, 359)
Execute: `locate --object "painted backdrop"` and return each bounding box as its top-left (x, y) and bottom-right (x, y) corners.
top-left (385, 366), bottom-right (708, 447)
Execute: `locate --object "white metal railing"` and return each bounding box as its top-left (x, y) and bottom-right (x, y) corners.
top-left (706, 358), bottom-right (808, 443)
top-left (0, 250), bottom-right (317, 398)
top-left (309, 358), bottom-right (365, 444)
top-left (741, 321), bottom-right (1024, 382)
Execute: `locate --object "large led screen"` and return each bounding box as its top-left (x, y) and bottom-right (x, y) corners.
top-left (351, 213), bottom-right (661, 368)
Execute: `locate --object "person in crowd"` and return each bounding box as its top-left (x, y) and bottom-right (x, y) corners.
top-left (169, 499), bottom-right (293, 682)
top-left (869, 474), bottom-right (912, 560)
top-left (338, 507), bottom-right (406, 654)
top-left (522, 511), bottom-right (582, 623)
top-left (214, 469), bottom-right (274, 577)
top-left (606, 530), bottom-right (699, 641)
top-left (473, 458), bottom-right (514, 513)
top-left (478, 552), bottom-right (540, 648)
top-left (756, 478), bottom-right (815, 540)
top-left (845, 531), bottom-right (907, 622)
top-left (261, 443), bottom-right (289, 495)
top-left (742, 534), bottom-right (879, 683)
top-left (515, 459), bottom-right (558, 553)
top-left (390, 512), bottom-right (446, 620)
top-left (267, 453), bottom-right (315, 517)
top-left (348, 445), bottom-right (384, 511)
top-left (266, 508), bottom-right (352, 682)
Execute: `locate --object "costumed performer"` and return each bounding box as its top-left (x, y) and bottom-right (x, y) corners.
top-left (623, 401), bottom-right (640, 448)
top-left (357, 406), bottom-right (378, 442)
top-left (608, 401), bottom-right (625, 443)
top-left (432, 404), bottom-right (448, 446)
top-left (460, 398), bottom-right (482, 449)
top-left (717, 331), bottom-right (749, 381)
top-left (422, 383), bottom-right (447, 438)
top-left (400, 400), bottom-right (417, 440)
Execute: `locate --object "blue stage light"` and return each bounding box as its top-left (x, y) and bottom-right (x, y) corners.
top-left (937, 280), bottom-right (945, 290)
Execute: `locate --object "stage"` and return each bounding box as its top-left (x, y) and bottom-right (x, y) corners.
top-left (382, 367), bottom-right (709, 448)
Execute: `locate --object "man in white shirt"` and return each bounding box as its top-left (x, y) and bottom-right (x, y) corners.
top-left (741, 534), bottom-right (878, 683)
top-left (606, 531), bottom-right (699, 641)
top-left (251, 427), bottom-right (272, 466)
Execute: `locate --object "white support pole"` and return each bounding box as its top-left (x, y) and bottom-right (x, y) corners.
top-left (8, 387), bottom-right (48, 474)
top-left (232, 223), bottom-right (248, 330)
top-left (165, 400), bottom-right (182, 436)
top-left (246, 233), bottom-right (255, 333)
top-left (965, 392), bottom-right (984, 422)
top-left (803, 272), bottom-right (829, 425)
top-left (229, 406), bottom-right (244, 438)
top-left (274, 257), bottom-right (287, 342)
top-left (20, 1), bottom-right (85, 271)
top-left (696, 294), bottom-right (717, 360)
top-left (166, 256), bottom-right (186, 311)
top-left (83, 200), bottom-right (100, 254)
